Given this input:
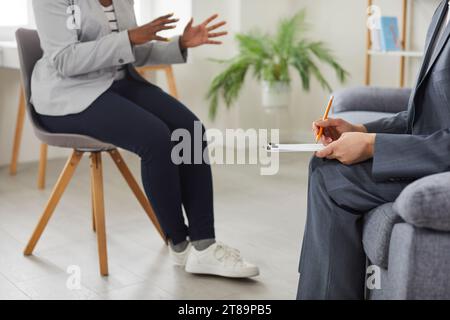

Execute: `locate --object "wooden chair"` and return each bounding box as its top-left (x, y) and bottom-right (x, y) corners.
top-left (16, 28), bottom-right (167, 276)
top-left (10, 63), bottom-right (178, 190)
top-left (9, 86), bottom-right (48, 190)
top-left (138, 64), bottom-right (179, 100)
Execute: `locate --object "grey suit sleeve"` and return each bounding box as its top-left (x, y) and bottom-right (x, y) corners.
top-left (372, 128), bottom-right (450, 181)
top-left (33, 0), bottom-right (135, 77)
top-left (364, 111), bottom-right (409, 134)
top-left (132, 36), bottom-right (188, 67)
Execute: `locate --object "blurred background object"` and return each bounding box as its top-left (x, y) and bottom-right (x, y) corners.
top-left (207, 10), bottom-right (348, 120)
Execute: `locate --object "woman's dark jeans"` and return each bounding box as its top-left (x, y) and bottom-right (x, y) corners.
top-left (38, 75), bottom-right (215, 245)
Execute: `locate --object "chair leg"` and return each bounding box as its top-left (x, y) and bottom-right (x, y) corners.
top-left (91, 173), bottom-right (96, 233)
top-left (165, 66), bottom-right (179, 99)
top-left (37, 143), bottom-right (48, 190)
top-left (9, 87), bottom-right (26, 176)
top-left (108, 149), bottom-right (167, 244)
top-left (90, 152), bottom-right (108, 276)
top-left (24, 151), bottom-right (84, 256)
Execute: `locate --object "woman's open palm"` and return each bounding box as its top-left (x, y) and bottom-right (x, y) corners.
top-left (180, 14), bottom-right (227, 48)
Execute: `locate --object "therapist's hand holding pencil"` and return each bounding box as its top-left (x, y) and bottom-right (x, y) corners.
top-left (313, 97), bottom-right (368, 145)
top-left (315, 96), bottom-right (334, 143)
top-left (312, 98), bottom-right (376, 165)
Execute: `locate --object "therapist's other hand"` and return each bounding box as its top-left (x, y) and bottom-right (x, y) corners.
top-left (128, 13), bottom-right (179, 46)
top-left (180, 14), bottom-right (228, 49)
top-left (315, 132), bottom-right (376, 165)
top-left (313, 118), bottom-right (367, 146)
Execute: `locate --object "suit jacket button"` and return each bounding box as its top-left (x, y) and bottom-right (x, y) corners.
top-left (119, 58), bottom-right (124, 64)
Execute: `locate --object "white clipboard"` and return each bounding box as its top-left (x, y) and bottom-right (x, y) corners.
top-left (266, 143), bottom-right (325, 153)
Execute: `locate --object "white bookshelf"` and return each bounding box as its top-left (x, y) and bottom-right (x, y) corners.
top-left (365, 0), bottom-right (422, 87)
top-left (367, 50), bottom-right (424, 58)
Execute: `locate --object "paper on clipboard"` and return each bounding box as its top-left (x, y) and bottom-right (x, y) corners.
top-left (266, 143), bottom-right (325, 153)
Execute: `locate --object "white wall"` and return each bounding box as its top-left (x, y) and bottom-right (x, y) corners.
top-left (0, 0), bottom-right (442, 167)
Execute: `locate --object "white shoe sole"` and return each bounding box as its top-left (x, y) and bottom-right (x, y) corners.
top-left (172, 258), bottom-right (188, 267)
top-left (169, 246), bottom-right (192, 267)
top-left (185, 263), bottom-right (260, 278)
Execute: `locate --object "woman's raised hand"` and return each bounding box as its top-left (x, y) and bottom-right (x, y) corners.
top-left (180, 14), bottom-right (228, 49)
top-left (128, 13), bottom-right (179, 46)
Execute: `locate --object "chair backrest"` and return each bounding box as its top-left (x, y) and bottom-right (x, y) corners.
top-left (15, 28), bottom-right (45, 130)
top-left (14, 28), bottom-right (116, 151)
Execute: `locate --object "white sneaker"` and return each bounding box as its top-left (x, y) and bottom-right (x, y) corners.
top-left (169, 242), bottom-right (192, 266)
top-left (185, 242), bottom-right (260, 278)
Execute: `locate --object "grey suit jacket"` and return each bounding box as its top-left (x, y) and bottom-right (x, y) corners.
top-left (31, 0), bottom-right (187, 116)
top-left (365, 0), bottom-right (450, 182)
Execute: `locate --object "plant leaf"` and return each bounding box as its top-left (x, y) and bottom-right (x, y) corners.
top-left (308, 41), bottom-right (349, 83)
top-left (205, 9), bottom-right (349, 120)
top-left (275, 9), bottom-right (308, 59)
top-left (206, 57), bottom-right (252, 120)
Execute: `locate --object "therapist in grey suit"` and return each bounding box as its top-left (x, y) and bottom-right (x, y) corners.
top-left (298, 0), bottom-right (450, 299)
top-left (32, 0), bottom-right (259, 279)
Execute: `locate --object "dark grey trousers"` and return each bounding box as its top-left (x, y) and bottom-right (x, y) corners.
top-left (297, 157), bottom-right (411, 300)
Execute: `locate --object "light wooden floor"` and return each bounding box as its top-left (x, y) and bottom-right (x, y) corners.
top-left (0, 151), bottom-right (310, 300)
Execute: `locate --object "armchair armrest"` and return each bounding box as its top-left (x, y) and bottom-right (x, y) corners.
top-left (393, 172), bottom-right (450, 232)
top-left (332, 86), bottom-right (411, 114)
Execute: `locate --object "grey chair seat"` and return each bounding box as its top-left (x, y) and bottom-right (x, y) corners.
top-left (35, 129), bottom-right (116, 152)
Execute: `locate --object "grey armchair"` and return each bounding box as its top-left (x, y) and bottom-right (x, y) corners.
top-left (333, 86), bottom-right (450, 300)
top-left (332, 86), bottom-right (411, 124)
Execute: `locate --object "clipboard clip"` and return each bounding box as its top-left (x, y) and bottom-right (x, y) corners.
top-left (266, 143), bottom-right (279, 152)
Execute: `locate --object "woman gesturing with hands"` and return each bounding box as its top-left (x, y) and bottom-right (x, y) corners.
top-left (128, 13), bottom-right (180, 45)
top-left (32, 0), bottom-right (259, 280)
top-left (129, 13), bottom-right (228, 48)
top-left (180, 14), bottom-right (228, 48)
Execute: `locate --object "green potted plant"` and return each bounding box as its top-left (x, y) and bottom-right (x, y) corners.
top-left (207, 10), bottom-right (349, 119)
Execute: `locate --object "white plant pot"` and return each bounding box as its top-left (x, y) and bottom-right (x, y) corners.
top-left (262, 81), bottom-right (291, 110)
